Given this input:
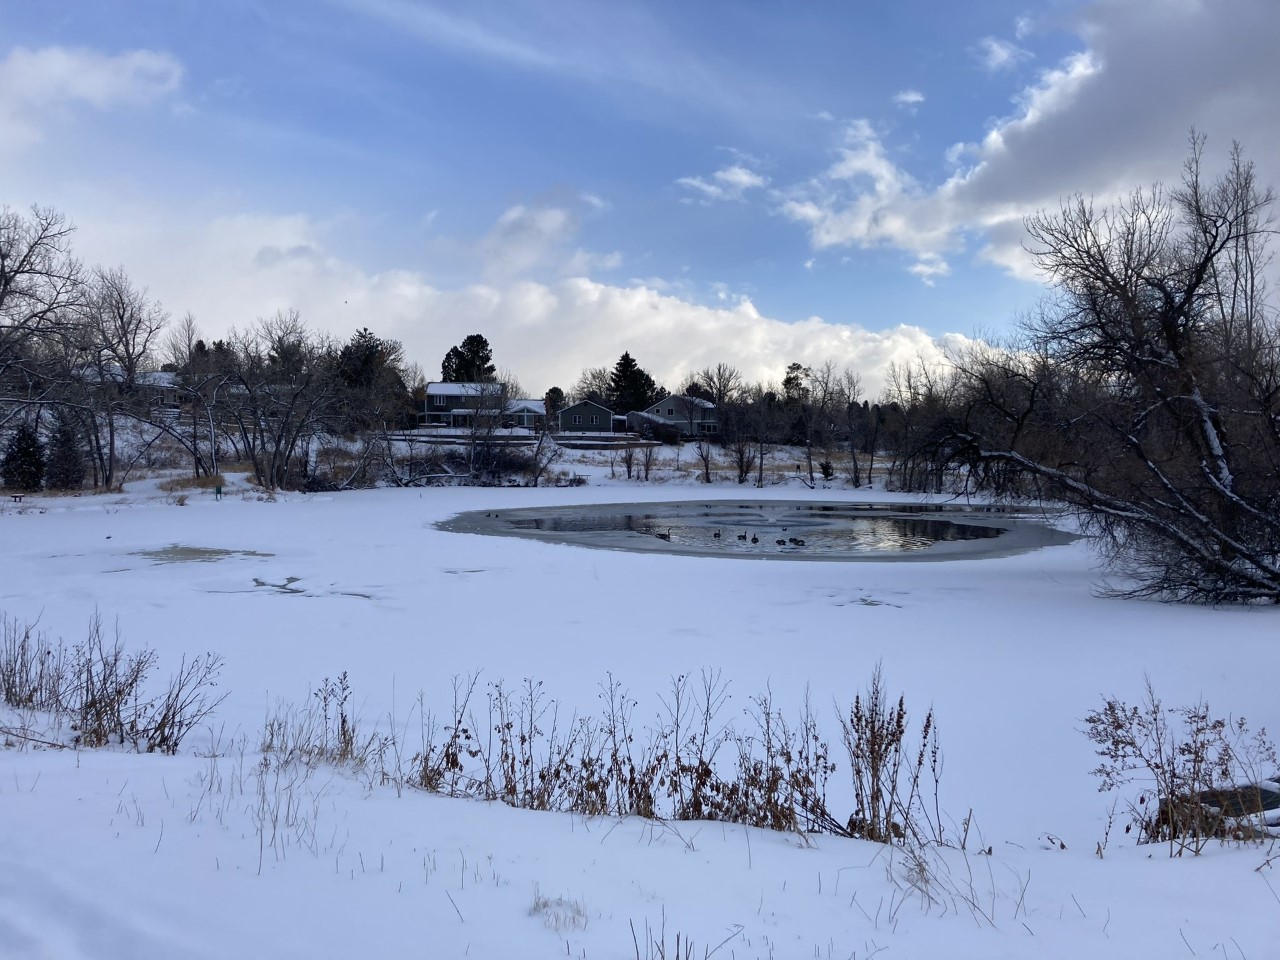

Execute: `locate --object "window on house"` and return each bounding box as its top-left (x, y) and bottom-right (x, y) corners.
top-left (572, 415), bottom-right (582, 425)
top-left (666, 408), bottom-right (674, 416)
top-left (589, 415), bottom-right (599, 425)
top-left (433, 396), bottom-right (447, 407)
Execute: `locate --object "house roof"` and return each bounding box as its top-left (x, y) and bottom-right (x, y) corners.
top-left (137, 371), bottom-right (178, 388)
top-left (560, 399), bottom-right (613, 416)
top-left (506, 399), bottom-right (546, 414)
top-left (425, 381), bottom-right (488, 397)
top-left (645, 395), bottom-right (715, 412)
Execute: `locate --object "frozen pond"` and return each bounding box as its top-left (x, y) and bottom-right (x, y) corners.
top-left (440, 500), bottom-right (1077, 561)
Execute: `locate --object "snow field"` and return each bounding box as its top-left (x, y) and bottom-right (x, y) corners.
top-left (1, 472), bottom-right (1278, 958)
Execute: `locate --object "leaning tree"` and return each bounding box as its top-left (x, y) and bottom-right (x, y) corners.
top-left (950, 137), bottom-right (1280, 602)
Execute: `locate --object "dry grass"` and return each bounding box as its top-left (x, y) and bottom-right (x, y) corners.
top-left (158, 473), bottom-right (227, 493)
top-left (255, 667), bottom-right (946, 847)
top-left (0, 612), bottom-right (226, 754)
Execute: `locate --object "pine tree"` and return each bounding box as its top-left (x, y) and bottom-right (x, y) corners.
top-left (45, 419), bottom-right (86, 490)
top-left (440, 334), bottom-right (496, 382)
top-left (2, 423), bottom-right (45, 491)
top-left (608, 352), bottom-right (663, 413)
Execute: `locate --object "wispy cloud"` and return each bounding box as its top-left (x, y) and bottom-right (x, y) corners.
top-left (892, 89), bottom-right (925, 109)
top-left (973, 36), bottom-right (1032, 73)
top-left (676, 164), bottom-right (769, 204)
top-left (0, 45), bottom-right (183, 150)
top-left (325, 0), bottom-right (793, 124)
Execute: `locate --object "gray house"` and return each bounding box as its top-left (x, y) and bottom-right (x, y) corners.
top-left (421, 382), bottom-right (487, 427)
top-left (558, 399), bottom-right (614, 433)
top-left (641, 395), bottom-right (718, 436)
top-left (421, 382), bottom-right (547, 431)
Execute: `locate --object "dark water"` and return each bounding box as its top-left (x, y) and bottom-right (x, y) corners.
top-left (505, 504), bottom-right (1002, 555)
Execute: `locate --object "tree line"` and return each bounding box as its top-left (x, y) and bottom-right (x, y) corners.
top-left (0, 206), bottom-right (418, 491)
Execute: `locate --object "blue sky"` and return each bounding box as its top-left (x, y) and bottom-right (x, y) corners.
top-left (3, 0), bottom-right (1278, 394)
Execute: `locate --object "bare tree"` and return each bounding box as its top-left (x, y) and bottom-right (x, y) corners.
top-left (61, 267), bottom-right (168, 488)
top-left (640, 443), bottom-right (657, 480)
top-left (837, 368), bottom-right (864, 486)
top-left (0, 206), bottom-right (83, 424)
top-left (949, 136), bottom-right (1280, 602)
top-left (524, 430), bottom-right (563, 487)
top-left (222, 311), bottom-right (340, 489)
top-left (692, 437), bottom-right (716, 483)
top-left (695, 362), bottom-right (744, 408)
top-left (570, 365), bottom-right (612, 405)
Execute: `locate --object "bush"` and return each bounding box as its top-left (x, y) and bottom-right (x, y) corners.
top-left (1084, 679), bottom-right (1279, 855)
top-left (0, 612), bottom-right (226, 754)
top-left (2, 423), bottom-right (44, 491)
top-left (839, 663), bottom-right (944, 845)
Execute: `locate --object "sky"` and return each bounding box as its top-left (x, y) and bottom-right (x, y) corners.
top-left (3, 0), bottom-right (1279, 397)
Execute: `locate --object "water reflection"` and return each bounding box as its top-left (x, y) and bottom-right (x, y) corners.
top-left (506, 505), bottom-right (1001, 555)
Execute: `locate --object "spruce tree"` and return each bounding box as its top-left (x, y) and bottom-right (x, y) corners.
top-left (45, 419), bottom-right (86, 490)
top-left (608, 352), bottom-right (663, 413)
top-left (2, 423), bottom-right (45, 491)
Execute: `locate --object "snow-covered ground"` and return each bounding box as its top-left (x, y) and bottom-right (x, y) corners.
top-left (2, 464), bottom-right (1278, 959)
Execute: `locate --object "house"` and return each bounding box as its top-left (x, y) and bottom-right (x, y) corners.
top-left (558, 399), bottom-right (614, 433)
top-left (136, 371), bottom-right (180, 409)
top-left (73, 365), bottom-right (180, 410)
top-left (640, 395), bottom-right (718, 436)
top-left (503, 399), bottom-right (548, 431)
top-left (420, 382), bottom-right (547, 431)
top-left (421, 382), bottom-right (488, 427)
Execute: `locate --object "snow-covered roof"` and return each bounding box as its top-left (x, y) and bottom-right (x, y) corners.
top-left (646, 395), bottom-right (715, 411)
top-left (506, 399), bottom-right (546, 414)
top-left (137, 371), bottom-right (178, 388)
top-left (425, 382), bottom-right (489, 397)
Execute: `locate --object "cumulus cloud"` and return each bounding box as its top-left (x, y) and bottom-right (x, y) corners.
top-left (892, 89), bottom-right (925, 109)
top-left (777, 119), bottom-right (954, 279)
top-left (479, 204), bottom-right (575, 279)
top-left (778, 0), bottom-right (1280, 284)
top-left (676, 164), bottom-right (770, 204)
top-left (472, 196), bottom-right (618, 281)
top-left (0, 46), bottom-right (182, 150)
top-left (62, 206), bottom-right (952, 398)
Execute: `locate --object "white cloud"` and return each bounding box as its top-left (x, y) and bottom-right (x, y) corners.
top-left (676, 163), bottom-right (770, 204)
top-left (472, 197), bottom-right (619, 281)
top-left (563, 247), bottom-right (622, 275)
top-left (478, 204), bottom-right (575, 280)
top-left (892, 89), bottom-right (925, 109)
top-left (973, 36), bottom-right (1032, 72)
top-left (907, 253), bottom-right (950, 286)
top-left (776, 119), bottom-right (955, 280)
top-left (777, 0), bottom-right (1280, 285)
top-left (0, 46), bottom-right (183, 150)
top-left (60, 205), bottom-right (955, 398)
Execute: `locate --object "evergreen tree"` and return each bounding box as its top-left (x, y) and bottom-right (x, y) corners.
top-left (543, 386), bottom-right (565, 420)
top-left (2, 423), bottom-right (45, 491)
top-left (607, 352), bottom-right (664, 413)
top-left (45, 418), bottom-right (86, 490)
top-left (441, 334), bottom-right (496, 382)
